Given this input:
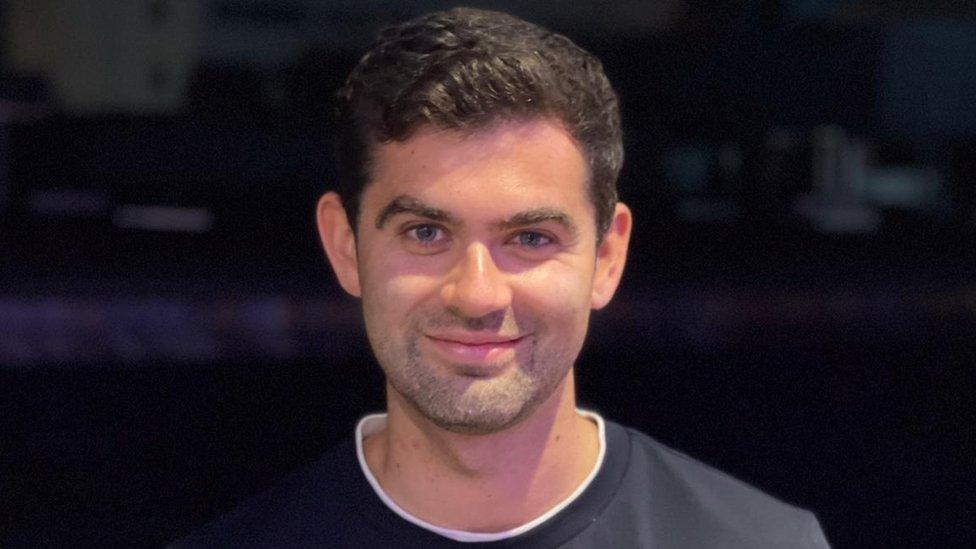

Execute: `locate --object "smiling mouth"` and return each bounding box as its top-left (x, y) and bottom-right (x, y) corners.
top-left (424, 334), bottom-right (527, 367)
top-left (427, 334), bottom-right (524, 345)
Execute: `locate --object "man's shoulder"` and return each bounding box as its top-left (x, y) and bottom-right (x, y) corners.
top-left (598, 421), bottom-right (829, 548)
top-left (620, 423), bottom-right (808, 514)
top-left (171, 438), bottom-right (364, 548)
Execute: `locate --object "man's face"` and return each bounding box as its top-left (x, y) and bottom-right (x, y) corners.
top-left (329, 119), bottom-right (623, 434)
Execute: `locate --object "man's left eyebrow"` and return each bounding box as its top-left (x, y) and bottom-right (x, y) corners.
top-left (496, 208), bottom-right (579, 238)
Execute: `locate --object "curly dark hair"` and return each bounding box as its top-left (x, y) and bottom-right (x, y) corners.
top-left (334, 7), bottom-right (623, 238)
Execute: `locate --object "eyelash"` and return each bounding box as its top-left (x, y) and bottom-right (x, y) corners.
top-left (402, 224), bottom-right (447, 246)
top-left (511, 231), bottom-right (554, 248)
top-left (399, 224), bottom-right (557, 250)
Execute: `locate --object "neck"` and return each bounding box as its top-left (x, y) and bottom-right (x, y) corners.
top-left (363, 370), bottom-right (599, 532)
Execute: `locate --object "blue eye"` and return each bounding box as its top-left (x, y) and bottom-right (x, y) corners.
top-left (413, 225), bottom-right (439, 242)
top-left (399, 223), bottom-right (449, 253)
top-left (404, 224), bottom-right (448, 247)
top-left (516, 231), bottom-right (552, 248)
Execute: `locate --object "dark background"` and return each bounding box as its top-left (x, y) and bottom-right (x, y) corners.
top-left (3, 1), bottom-right (974, 547)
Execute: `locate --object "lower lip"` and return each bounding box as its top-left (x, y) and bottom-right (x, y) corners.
top-left (425, 336), bottom-right (524, 365)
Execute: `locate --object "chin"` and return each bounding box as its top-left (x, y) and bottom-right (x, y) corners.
top-left (413, 379), bottom-right (557, 436)
top-left (423, 405), bottom-right (532, 435)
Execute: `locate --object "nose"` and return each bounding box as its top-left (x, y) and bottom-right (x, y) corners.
top-left (441, 242), bottom-right (512, 318)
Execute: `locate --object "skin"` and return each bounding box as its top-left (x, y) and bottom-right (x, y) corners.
top-left (316, 118), bottom-right (631, 532)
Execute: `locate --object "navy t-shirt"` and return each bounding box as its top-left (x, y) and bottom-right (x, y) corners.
top-left (175, 420), bottom-right (829, 548)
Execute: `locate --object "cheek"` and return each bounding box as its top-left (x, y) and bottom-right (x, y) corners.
top-left (516, 262), bottom-right (594, 325)
top-left (361, 257), bottom-right (442, 322)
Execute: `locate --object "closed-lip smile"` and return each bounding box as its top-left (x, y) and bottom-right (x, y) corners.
top-left (426, 332), bottom-right (525, 346)
top-left (424, 332), bottom-right (527, 367)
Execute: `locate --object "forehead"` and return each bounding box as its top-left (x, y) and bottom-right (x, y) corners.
top-left (363, 119), bottom-right (593, 223)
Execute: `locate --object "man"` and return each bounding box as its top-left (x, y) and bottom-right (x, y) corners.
top-left (179, 8), bottom-right (829, 548)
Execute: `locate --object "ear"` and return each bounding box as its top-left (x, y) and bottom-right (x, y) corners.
top-left (316, 192), bottom-right (362, 297)
top-left (591, 202), bottom-right (632, 310)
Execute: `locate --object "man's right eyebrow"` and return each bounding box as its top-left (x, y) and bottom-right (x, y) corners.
top-left (375, 195), bottom-right (456, 229)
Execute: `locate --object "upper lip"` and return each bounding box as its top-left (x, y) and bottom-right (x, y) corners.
top-left (426, 332), bottom-right (525, 345)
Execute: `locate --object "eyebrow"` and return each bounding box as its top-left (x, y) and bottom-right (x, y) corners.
top-left (375, 195), bottom-right (457, 229)
top-left (497, 208), bottom-right (579, 240)
top-left (375, 194), bottom-right (579, 239)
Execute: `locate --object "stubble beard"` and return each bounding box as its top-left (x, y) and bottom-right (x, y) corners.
top-left (372, 321), bottom-right (574, 435)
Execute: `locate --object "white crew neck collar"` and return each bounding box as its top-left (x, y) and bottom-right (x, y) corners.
top-left (354, 409), bottom-right (607, 543)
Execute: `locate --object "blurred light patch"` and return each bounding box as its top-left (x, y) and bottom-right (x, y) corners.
top-left (663, 143), bottom-right (714, 194)
top-left (866, 167), bottom-right (943, 212)
top-left (28, 188), bottom-right (110, 217)
top-left (113, 204), bottom-right (214, 233)
top-left (0, 295), bottom-right (361, 367)
top-left (794, 195), bottom-right (882, 234)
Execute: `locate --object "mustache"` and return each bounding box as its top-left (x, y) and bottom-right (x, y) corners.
top-left (421, 309), bottom-right (521, 333)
